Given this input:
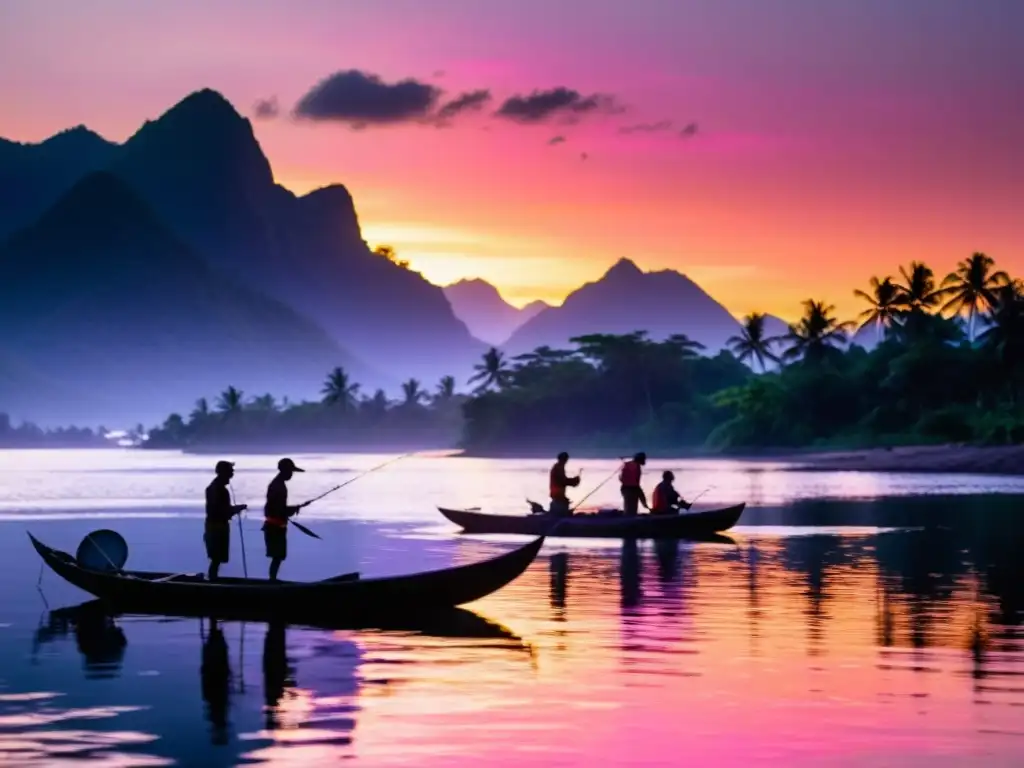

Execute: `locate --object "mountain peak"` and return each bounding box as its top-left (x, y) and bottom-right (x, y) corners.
top-left (165, 88), bottom-right (243, 124)
top-left (27, 170), bottom-right (165, 241)
top-left (603, 258), bottom-right (644, 280)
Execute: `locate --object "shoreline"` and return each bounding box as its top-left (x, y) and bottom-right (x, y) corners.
top-left (114, 441), bottom-right (1024, 477)
top-left (460, 443), bottom-right (1024, 476)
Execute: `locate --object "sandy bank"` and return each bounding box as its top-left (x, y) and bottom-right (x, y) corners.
top-left (774, 444), bottom-right (1024, 476)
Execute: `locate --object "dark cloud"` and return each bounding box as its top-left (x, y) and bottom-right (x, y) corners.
top-left (495, 87), bottom-right (621, 123)
top-left (253, 96), bottom-right (280, 120)
top-left (580, 152), bottom-right (589, 161)
top-left (436, 89), bottom-right (492, 121)
top-left (548, 135), bottom-right (566, 146)
top-left (680, 122), bottom-right (699, 137)
top-left (433, 69), bottom-right (447, 78)
top-left (293, 69), bottom-right (441, 126)
top-left (619, 119), bottom-right (673, 134)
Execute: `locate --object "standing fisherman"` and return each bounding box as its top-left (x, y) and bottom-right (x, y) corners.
top-left (263, 458), bottom-right (310, 581)
top-left (619, 452), bottom-right (649, 516)
top-left (548, 451), bottom-right (581, 516)
top-left (204, 460), bottom-right (247, 581)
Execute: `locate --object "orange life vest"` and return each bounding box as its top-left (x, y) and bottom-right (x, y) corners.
top-left (620, 460), bottom-right (641, 487)
top-left (651, 484), bottom-right (664, 511)
top-left (549, 464), bottom-right (568, 500)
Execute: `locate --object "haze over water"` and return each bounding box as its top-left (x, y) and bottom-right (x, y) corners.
top-left (1, 449), bottom-right (1023, 766)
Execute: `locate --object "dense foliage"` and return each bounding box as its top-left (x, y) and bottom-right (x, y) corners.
top-left (0, 412), bottom-right (109, 448)
top-left (142, 253), bottom-right (1024, 454)
top-left (463, 254), bottom-right (1024, 453)
top-left (144, 371), bottom-right (465, 450)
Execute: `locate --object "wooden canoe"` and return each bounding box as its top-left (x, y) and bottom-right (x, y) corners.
top-left (437, 503), bottom-right (745, 539)
top-left (28, 531), bottom-right (544, 616)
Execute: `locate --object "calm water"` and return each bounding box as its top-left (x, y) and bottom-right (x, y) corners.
top-left (1, 449), bottom-right (1023, 766)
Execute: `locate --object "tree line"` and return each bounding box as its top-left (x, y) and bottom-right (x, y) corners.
top-left (110, 252), bottom-right (1024, 453)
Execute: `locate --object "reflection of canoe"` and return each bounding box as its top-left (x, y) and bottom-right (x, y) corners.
top-left (47, 599), bottom-right (525, 643)
top-left (438, 504), bottom-right (745, 539)
top-left (28, 532), bottom-right (544, 616)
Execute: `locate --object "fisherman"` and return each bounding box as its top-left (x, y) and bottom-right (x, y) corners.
top-left (620, 452), bottom-right (649, 516)
top-left (263, 457), bottom-right (310, 581)
top-left (651, 470), bottom-right (691, 515)
top-left (549, 451), bottom-right (581, 516)
top-left (204, 460), bottom-right (247, 581)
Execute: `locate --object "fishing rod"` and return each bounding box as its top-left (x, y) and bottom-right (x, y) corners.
top-left (280, 452), bottom-right (417, 540)
top-left (571, 458), bottom-right (628, 512)
top-left (301, 452), bottom-right (416, 506)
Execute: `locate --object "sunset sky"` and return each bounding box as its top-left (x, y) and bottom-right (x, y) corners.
top-left (2, 0), bottom-right (1023, 322)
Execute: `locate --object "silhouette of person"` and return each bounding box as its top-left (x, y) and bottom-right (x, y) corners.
top-left (548, 452), bottom-right (581, 516)
top-left (205, 460), bottom-right (247, 580)
top-left (262, 458), bottom-right (310, 581)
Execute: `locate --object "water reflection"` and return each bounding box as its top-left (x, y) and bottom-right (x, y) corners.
top-left (6, 493), bottom-right (1024, 764)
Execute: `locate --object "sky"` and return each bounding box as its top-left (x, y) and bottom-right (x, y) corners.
top-left (1, 0), bottom-right (1023, 322)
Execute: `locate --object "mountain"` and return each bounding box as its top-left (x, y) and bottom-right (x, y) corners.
top-left (0, 171), bottom-right (369, 426)
top-left (0, 89), bottom-right (486, 398)
top-left (443, 278), bottom-right (550, 346)
top-left (503, 258), bottom-right (751, 356)
top-left (0, 126), bottom-right (119, 240)
top-left (106, 89), bottom-right (485, 388)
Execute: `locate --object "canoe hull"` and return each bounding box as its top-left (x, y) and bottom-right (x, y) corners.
top-left (437, 504), bottom-right (745, 539)
top-left (29, 532), bottom-right (544, 617)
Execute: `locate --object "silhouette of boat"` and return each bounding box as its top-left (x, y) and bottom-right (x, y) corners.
top-left (437, 503), bottom-right (745, 539)
top-left (28, 531), bottom-right (544, 616)
top-left (46, 598), bottom-right (526, 643)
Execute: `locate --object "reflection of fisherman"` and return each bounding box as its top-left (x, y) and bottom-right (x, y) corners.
top-left (651, 470), bottom-right (691, 514)
top-left (619, 452), bottom-right (649, 516)
top-left (205, 460), bottom-right (247, 581)
top-left (548, 451), bottom-right (580, 517)
top-left (201, 618), bottom-right (231, 745)
top-left (263, 621), bottom-right (293, 730)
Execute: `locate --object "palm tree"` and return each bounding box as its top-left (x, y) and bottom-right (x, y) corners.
top-left (190, 397), bottom-right (210, 424)
top-left (937, 252), bottom-right (1010, 342)
top-left (468, 347), bottom-right (511, 393)
top-left (249, 394), bottom-right (278, 412)
top-left (321, 367), bottom-right (360, 411)
top-left (978, 281), bottom-right (1024, 402)
top-left (727, 313), bottom-right (782, 372)
top-left (216, 386), bottom-right (244, 414)
top-left (783, 300), bottom-right (855, 363)
top-left (896, 261), bottom-right (940, 312)
top-left (853, 276), bottom-right (907, 342)
top-left (665, 333), bottom-right (706, 358)
top-left (435, 375), bottom-right (456, 402)
top-left (401, 378), bottom-right (427, 406)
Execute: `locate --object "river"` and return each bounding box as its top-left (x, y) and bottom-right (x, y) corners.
top-left (1, 448), bottom-right (1022, 766)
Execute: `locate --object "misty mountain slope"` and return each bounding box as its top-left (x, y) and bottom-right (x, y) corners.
top-left (503, 258), bottom-right (747, 355)
top-left (105, 88), bottom-right (486, 385)
top-left (0, 171), bottom-right (371, 425)
top-left (443, 278), bottom-right (549, 345)
top-left (0, 126), bottom-right (119, 240)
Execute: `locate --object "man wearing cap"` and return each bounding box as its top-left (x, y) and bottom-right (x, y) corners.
top-left (263, 458), bottom-right (311, 581)
top-left (205, 460), bottom-right (247, 581)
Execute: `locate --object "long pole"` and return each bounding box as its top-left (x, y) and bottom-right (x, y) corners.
top-left (571, 460), bottom-right (626, 512)
top-left (303, 452), bottom-right (415, 506)
top-left (229, 485), bottom-right (248, 578)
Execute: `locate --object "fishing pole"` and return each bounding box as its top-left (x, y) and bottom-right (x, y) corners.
top-left (302, 452), bottom-right (416, 506)
top-left (228, 485), bottom-right (248, 578)
top-left (571, 459), bottom-right (627, 512)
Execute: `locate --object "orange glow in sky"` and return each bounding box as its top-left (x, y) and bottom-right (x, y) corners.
top-left (2, 1), bottom-right (1023, 324)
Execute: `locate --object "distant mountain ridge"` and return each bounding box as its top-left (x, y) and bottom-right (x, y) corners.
top-left (0, 171), bottom-right (365, 425)
top-left (443, 278), bottom-right (549, 345)
top-left (0, 88), bottom-right (486, 423)
top-left (503, 258), bottom-right (764, 356)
